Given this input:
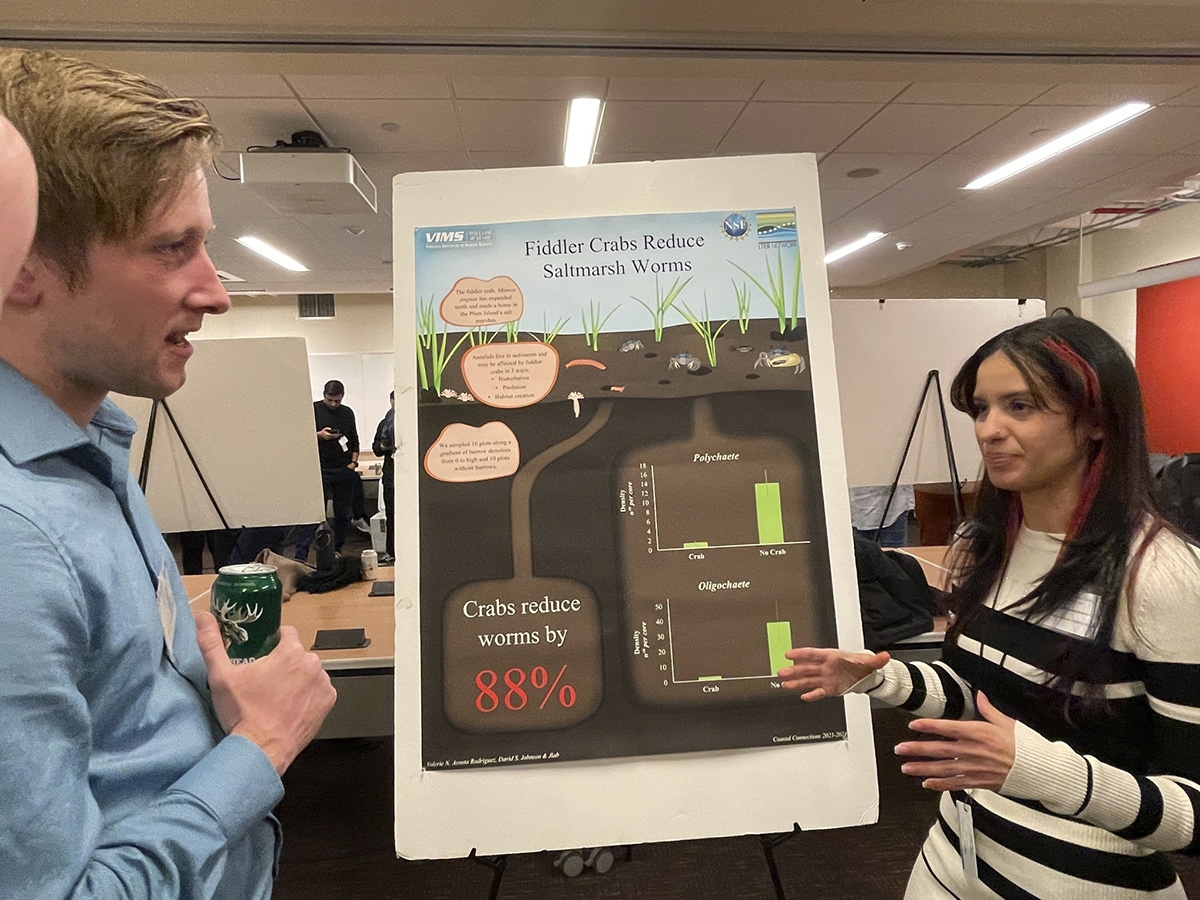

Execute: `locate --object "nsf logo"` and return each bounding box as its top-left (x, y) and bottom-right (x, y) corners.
top-left (721, 212), bottom-right (749, 240)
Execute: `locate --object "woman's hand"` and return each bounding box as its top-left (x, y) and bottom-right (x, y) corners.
top-left (778, 647), bottom-right (891, 701)
top-left (895, 691), bottom-right (1016, 791)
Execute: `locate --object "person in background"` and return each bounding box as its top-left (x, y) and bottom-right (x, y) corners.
top-left (781, 317), bottom-right (1200, 898)
top-left (0, 114), bottom-right (37, 301)
top-left (372, 389), bottom-right (397, 565)
top-left (849, 483), bottom-right (915, 548)
top-left (312, 379), bottom-right (365, 550)
top-left (0, 48), bottom-right (335, 898)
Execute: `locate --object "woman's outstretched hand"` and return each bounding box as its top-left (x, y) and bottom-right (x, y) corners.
top-left (895, 691), bottom-right (1016, 791)
top-left (778, 647), bottom-right (891, 701)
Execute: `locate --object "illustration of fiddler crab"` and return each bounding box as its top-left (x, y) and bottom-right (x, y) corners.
top-left (668, 351), bottom-right (702, 372)
top-left (755, 348), bottom-right (806, 374)
top-left (618, 339), bottom-right (644, 352)
top-left (213, 600), bottom-right (262, 646)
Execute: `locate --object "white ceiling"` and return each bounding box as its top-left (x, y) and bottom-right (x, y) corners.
top-left (5, 1), bottom-right (1200, 293)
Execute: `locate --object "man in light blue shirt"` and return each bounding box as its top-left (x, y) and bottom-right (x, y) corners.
top-left (0, 49), bottom-right (336, 898)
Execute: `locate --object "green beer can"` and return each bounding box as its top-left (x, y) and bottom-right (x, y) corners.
top-left (211, 563), bottom-right (282, 663)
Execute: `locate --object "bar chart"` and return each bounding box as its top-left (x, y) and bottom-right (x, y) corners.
top-left (648, 464), bottom-right (806, 553)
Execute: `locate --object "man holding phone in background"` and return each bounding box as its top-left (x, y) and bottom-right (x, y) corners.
top-left (312, 379), bottom-right (362, 552)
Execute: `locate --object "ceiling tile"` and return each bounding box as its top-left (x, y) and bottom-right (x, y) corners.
top-left (1162, 86), bottom-right (1200, 106)
top-left (1075, 105), bottom-right (1200, 156)
top-left (949, 104), bottom-right (1110, 157)
top-left (607, 76), bottom-right (759, 101)
top-left (598, 100), bottom-right (744, 153)
top-left (818, 188), bottom-right (870, 222)
top-left (718, 102), bottom-right (885, 155)
top-left (451, 75), bottom-right (607, 100)
top-left (896, 82), bottom-right (1053, 105)
top-left (818, 153), bottom-right (937, 192)
top-left (285, 74), bottom-right (451, 99)
top-left (1030, 83), bottom-right (1195, 106)
top-left (595, 150), bottom-right (708, 163)
top-left (467, 149), bottom-right (562, 169)
top-left (149, 73), bottom-right (293, 99)
top-left (302, 99), bottom-right (464, 152)
top-left (835, 104), bottom-right (1014, 154)
top-left (455, 99), bottom-right (564, 152)
top-left (201, 97), bottom-right (322, 153)
top-left (354, 150), bottom-right (474, 182)
top-left (755, 81), bottom-right (907, 103)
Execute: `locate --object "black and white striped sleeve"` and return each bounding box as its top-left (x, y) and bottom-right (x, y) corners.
top-left (850, 658), bottom-right (977, 720)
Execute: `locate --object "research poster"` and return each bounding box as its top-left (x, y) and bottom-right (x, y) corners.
top-left (414, 204), bottom-right (848, 770)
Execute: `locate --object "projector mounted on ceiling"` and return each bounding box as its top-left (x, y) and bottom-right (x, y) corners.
top-left (240, 130), bottom-right (378, 216)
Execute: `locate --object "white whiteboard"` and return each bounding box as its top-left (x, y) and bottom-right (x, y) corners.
top-left (307, 351), bottom-right (395, 446)
top-left (392, 154), bottom-right (876, 859)
top-left (832, 298), bottom-right (1045, 487)
top-left (112, 337), bottom-right (326, 533)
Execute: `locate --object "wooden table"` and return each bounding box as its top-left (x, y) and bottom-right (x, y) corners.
top-left (184, 567), bottom-right (397, 737)
top-left (183, 567), bottom-right (395, 671)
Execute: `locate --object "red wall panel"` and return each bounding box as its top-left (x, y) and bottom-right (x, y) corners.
top-left (1136, 275), bottom-right (1200, 455)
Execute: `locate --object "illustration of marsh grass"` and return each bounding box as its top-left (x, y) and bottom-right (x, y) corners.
top-left (581, 301), bottom-right (619, 352)
top-left (416, 294), bottom-right (438, 350)
top-left (468, 327), bottom-right (500, 346)
top-left (632, 275), bottom-right (691, 342)
top-left (679, 293), bottom-right (730, 368)
top-left (537, 313), bottom-right (570, 344)
top-left (505, 320), bottom-right (521, 342)
top-left (731, 248), bottom-right (801, 335)
top-left (428, 324), bottom-right (471, 395)
top-left (732, 280), bottom-right (752, 333)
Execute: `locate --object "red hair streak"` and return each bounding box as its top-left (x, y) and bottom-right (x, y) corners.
top-left (1043, 337), bottom-right (1105, 545)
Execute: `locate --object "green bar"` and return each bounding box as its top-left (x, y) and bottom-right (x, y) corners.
top-left (756, 482), bottom-right (784, 544)
top-left (767, 621), bottom-right (793, 676)
top-left (683, 541), bottom-right (709, 549)
top-left (698, 676), bottom-right (722, 681)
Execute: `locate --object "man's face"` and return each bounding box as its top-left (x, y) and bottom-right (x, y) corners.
top-left (42, 168), bottom-right (229, 404)
top-left (323, 393), bottom-right (343, 409)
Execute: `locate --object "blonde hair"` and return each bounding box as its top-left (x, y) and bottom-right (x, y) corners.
top-left (0, 48), bottom-right (219, 287)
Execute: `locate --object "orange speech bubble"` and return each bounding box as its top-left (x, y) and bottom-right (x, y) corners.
top-left (423, 421), bottom-right (520, 483)
top-left (439, 276), bottom-right (523, 328)
top-left (461, 342), bottom-right (559, 409)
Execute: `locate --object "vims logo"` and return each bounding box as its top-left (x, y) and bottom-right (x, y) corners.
top-left (426, 230), bottom-right (465, 244)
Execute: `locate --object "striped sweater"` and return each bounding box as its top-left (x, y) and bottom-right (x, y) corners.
top-left (858, 525), bottom-right (1200, 899)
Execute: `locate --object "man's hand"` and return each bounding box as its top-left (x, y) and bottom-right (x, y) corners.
top-left (778, 647), bottom-right (891, 701)
top-left (317, 427), bottom-right (340, 441)
top-left (895, 691), bottom-right (1016, 791)
top-left (195, 611), bottom-right (337, 775)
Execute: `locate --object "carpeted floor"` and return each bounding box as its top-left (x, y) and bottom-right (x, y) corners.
top-left (269, 708), bottom-right (1200, 900)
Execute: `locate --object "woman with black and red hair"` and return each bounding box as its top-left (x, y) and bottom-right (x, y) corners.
top-left (782, 316), bottom-right (1200, 898)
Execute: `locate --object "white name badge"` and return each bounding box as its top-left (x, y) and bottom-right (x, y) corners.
top-left (156, 563), bottom-right (177, 663)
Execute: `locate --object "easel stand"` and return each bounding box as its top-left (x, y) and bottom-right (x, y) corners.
top-left (875, 369), bottom-right (963, 538)
top-left (138, 398), bottom-right (231, 528)
top-left (468, 850), bottom-right (507, 900)
top-left (759, 826), bottom-right (802, 900)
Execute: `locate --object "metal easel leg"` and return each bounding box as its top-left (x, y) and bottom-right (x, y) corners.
top-left (468, 850), bottom-right (507, 900)
top-left (759, 825), bottom-right (800, 900)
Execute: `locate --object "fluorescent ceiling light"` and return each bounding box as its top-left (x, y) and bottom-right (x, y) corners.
top-left (236, 235), bottom-right (309, 272)
top-left (964, 101), bottom-right (1153, 190)
top-left (564, 97), bottom-right (603, 167)
top-left (824, 231), bottom-right (887, 265)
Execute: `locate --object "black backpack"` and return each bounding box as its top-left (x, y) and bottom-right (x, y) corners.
top-left (1154, 453), bottom-right (1200, 542)
top-left (853, 535), bottom-right (938, 651)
